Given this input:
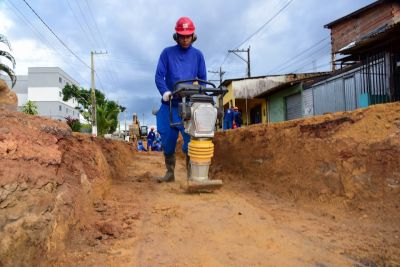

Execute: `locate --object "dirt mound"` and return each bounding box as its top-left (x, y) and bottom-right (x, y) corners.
top-left (0, 108), bottom-right (136, 266)
top-left (1, 102), bottom-right (400, 266)
top-left (212, 102), bottom-right (400, 210)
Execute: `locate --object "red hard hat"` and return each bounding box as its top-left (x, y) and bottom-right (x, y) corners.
top-left (175, 17), bottom-right (195, 35)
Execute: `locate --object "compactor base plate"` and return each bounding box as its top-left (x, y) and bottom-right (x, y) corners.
top-left (180, 179), bottom-right (222, 193)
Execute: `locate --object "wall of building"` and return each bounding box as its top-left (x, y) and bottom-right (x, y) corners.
top-left (35, 101), bottom-right (79, 121)
top-left (10, 67), bottom-right (80, 121)
top-left (28, 67), bottom-right (78, 88)
top-left (223, 83), bottom-right (234, 107)
top-left (12, 75), bottom-right (28, 94)
top-left (268, 84), bottom-right (302, 123)
top-left (261, 101), bottom-right (267, 123)
top-left (330, 2), bottom-right (400, 53)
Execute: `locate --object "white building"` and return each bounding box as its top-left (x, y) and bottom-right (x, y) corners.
top-left (11, 67), bottom-right (81, 121)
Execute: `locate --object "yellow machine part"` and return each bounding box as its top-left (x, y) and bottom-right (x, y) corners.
top-left (188, 139), bottom-right (214, 163)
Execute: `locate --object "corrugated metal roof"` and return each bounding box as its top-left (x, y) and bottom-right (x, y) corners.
top-left (225, 72), bottom-right (329, 99)
top-left (254, 73), bottom-right (330, 98)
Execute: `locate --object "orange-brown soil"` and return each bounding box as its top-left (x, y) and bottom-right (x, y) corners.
top-left (1, 103), bottom-right (399, 266)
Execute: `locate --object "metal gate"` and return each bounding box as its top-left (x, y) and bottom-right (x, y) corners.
top-left (344, 76), bottom-right (357, 111)
top-left (393, 52), bottom-right (400, 101)
top-left (286, 93), bottom-right (302, 120)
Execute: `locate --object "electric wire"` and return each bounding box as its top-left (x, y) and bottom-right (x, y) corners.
top-left (291, 43), bottom-right (331, 72)
top-left (82, 0), bottom-right (122, 95)
top-left (73, 0), bottom-right (99, 49)
top-left (22, 0), bottom-right (91, 69)
top-left (6, 0), bottom-right (90, 85)
top-left (234, 0), bottom-right (295, 49)
top-left (268, 36), bottom-right (330, 74)
top-left (64, 0), bottom-right (96, 48)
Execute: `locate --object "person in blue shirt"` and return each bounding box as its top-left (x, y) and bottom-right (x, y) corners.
top-left (233, 106), bottom-right (242, 128)
top-left (147, 127), bottom-right (156, 151)
top-left (223, 107), bottom-right (234, 130)
top-left (155, 17), bottom-right (207, 183)
top-left (137, 140), bottom-right (147, 152)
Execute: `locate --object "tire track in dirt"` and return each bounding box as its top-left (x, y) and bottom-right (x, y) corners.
top-left (127, 153), bottom-right (355, 267)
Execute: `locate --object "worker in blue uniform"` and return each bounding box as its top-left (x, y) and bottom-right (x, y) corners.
top-left (137, 140), bottom-right (147, 152)
top-left (147, 127), bottom-right (156, 151)
top-left (155, 16), bottom-right (207, 182)
top-left (223, 107), bottom-right (234, 130)
top-left (233, 106), bottom-right (242, 128)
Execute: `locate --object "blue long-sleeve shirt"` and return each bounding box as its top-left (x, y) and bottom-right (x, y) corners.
top-left (155, 44), bottom-right (207, 106)
top-left (147, 131), bottom-right (155, 142)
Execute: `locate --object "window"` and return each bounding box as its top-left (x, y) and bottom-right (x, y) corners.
top-left (59, 92), bottom-right (62, 97)
top-left (66, 108), bottom-right (69, 114)
top-left (59, 77), bottom-right (62, 83)
top-left (59, 105), bottom-right (62, 111)
top-left (73, 111), bottom-right (75, 116)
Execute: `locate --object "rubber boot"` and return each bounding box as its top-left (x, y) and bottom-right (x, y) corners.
top-left (157, 154), bottom-right (175, 183)
top-left (186, 154), bottom-right (191, 180)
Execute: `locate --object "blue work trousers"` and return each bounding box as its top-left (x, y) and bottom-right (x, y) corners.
top-left (156, 103), bottom-right (190, 156)
top-left (223, 120), bottom-right (232, 130)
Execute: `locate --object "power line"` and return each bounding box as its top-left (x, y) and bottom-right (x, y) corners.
top-left (235, 0), bottom-right (295, 49)
top-left (64, 0), bottom-right (96, 48)
top-left (6, 0), bottom-right (90, 85)
top-left (273, 38), bottom-right (330, 73)
top-left (83, 0), bottom-right (122, 94)
top-left (21, 0), bottom-right (91, 69)
top-left (73, 0), bottom-right (99, 48)
top-left (288, 43), bottom-right (331, 73)
top-left (84, 0), bottom-right (107, 48)
top-left (213, 0), bottom-right (295, 76)
top-left (268, 37), bottom-right (329, 72)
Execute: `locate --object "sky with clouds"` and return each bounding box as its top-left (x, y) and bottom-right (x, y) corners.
top-left (1, 0), bottom-right (375, 127)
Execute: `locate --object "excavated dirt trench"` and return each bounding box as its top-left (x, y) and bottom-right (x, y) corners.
top-left (1, 103), bottom-right (400, 266)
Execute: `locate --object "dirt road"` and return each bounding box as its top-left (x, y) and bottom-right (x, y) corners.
top-left (58, 152), bottom-right (396, 267)
top-left (2, 104), bottom-right (400, 266)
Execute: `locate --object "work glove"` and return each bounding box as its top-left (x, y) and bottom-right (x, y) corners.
top-left (162, 91), bottom-right (172, 102)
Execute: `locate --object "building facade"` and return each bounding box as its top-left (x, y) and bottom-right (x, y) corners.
top-left (12, 67), bottom-right (81, 121)
top-left (304, 0), bottom-right (400, 116)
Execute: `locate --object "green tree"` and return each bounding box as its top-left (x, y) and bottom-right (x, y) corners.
top-left (65, 116), bottom-right (81, 132)
top-left (96, 101), bottom-right (121, 136)
top-left (62, 84), bottom-right (126, 136)
top-left (0, 34), bottom-right (16, 87)
top-left (22, 100), bottom-right (38, 115)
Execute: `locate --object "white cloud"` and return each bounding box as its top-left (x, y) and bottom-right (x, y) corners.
top-left (0, 5), bottom-right (14, 33)
top-left (12, 39), bottom-right (64, 74)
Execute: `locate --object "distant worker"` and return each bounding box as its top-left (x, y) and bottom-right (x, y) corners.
top-left (233, 106), bottom-right (242, 128)
top-left (155, 16), bottom-right (207, 182)
top-left (137, 140), bottom-right (148, 152)
top-left (153, 139), bottom-right (163, 152)
top-left (147, 127), bottom-right (156, 151)
top-left (223, 107), bottom-right (234, 130)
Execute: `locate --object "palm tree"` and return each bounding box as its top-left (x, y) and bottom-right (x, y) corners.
top-left (22, 100), bottom-right (38, 115)
top-left (0, 34), bottom-right (16, 87)
top-left (96, 101), bottom-right (121, 136)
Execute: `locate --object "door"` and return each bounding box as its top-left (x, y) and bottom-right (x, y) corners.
top-left (285, 93), bottom-right (302, 120)
top-left (250, 105), bottom-right (262, 124)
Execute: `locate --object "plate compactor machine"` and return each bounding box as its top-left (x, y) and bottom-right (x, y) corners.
top-left (169, 79), bottom-right (227, 193)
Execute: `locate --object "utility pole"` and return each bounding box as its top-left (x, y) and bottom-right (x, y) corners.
top-left (90, 50), bottom-right (107, 136)
top-left (228, 46), bottom-right (251, 78)
top-left (124, 110), bottom-right (127, 139)
top-left (208, 67), bottom-right (226, 130)
top-left (208, 67), bottom-right (226, 85)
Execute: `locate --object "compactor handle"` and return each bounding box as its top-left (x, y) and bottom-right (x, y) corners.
top-left (169, 94), bottom-right (183, 128)
top-left (172, 79), bottom-right (228, 97)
